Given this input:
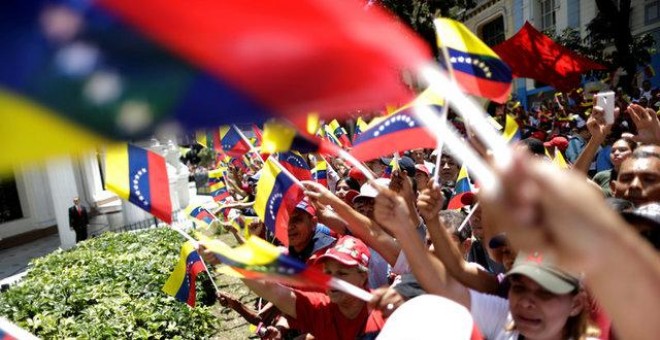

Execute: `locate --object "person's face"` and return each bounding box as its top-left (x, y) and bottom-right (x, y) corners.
top-left (248, 221), bottom-right (264, 236)
top-left (335, 181), bottom-right (351, 200)
top-left (414, 171), bottom-right (429, 190)
top-left (469, 207), bottom-right (484, 239)
top-left (288, 209), bottom-right (316, 252)
top-left (366, 160), bottom-right (386, 177)
top-left (73, 197), bottom-right (80, 206)
top-left (353, 197), bottom-right (375, 219)
top-left (613, 157), bottom-right (660, 206)
top-left (333, 159), bottom-right (348, 175)
top-left (323, 260), bottom-right (368, 304)
top-left (508, 275), bottom-right (582, 340)
top-left (411, 149), bottom-right (426, 164)
top-left (610, 139), bottom-right (633, 168)
top-left (491, 244), bottom-right (517, 271)
top-left (439, 156), bottom-right (459, 183)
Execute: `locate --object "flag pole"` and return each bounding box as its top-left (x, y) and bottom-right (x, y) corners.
top-left (328, 277), bottom-right (374, 302)
top-left (337, 149), bottom-right (376, 181)
top-left (419, 64), bottom-right (513, 170)
top-left (232, 124), bottom-right (265, 165)
top-left (267, 155), bottom-right (307, 190)
top-left (432, 31), bottom-right (456, 185)
top-left (413, 104), bottom-right (498, 193)
top-left (457, 202), bottom-right (479, 233)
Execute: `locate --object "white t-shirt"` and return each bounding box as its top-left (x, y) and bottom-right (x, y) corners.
top-left (469, 290), bottom-right (598, 340)
top-left (469, 290), bottom-right (516, 340)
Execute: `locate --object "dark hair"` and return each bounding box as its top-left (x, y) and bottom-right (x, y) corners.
top-left (519, 138), bottom-right (546, 156)
top-left (337, 177), bottom-right (361, 191)
top-left (439, 210), bottom-right (470, 243)
top-left (604, 197), bottom-right (635, 212)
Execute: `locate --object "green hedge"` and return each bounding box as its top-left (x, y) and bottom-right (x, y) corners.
top-left (0, 228), bottom-right (220, 339)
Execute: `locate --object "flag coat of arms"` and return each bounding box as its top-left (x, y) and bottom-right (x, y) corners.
top-left (434, 18), bottom-right (512, 104)
top-left (105, 143), bottom-right (172, 223)
top-left (254, 158), bottom-right (303, 246)
top-left (162, 241), bottom-right (207, 307)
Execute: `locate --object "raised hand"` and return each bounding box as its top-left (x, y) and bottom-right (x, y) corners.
top-left (624, 104), bottom-right (660, 144)
top-left (368, 286), bottom-right (406, 318)
top-left (587, 105), bottom-right (618, 143)
top-left (373, 184), bottom-right (412, 236)
top-left (416, 182), bottom-right (444, 223)
top-left (301, 180), bottom-right (336, 206)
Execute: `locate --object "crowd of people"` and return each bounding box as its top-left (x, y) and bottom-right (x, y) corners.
top-left (184, 81), bottom-right (660, 339)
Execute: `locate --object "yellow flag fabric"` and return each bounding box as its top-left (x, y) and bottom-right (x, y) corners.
top-left (0, 89), bottom-right (106, 174)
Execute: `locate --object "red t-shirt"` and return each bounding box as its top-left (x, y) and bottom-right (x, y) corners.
top-left (289, 290), bottom-right (385, 340)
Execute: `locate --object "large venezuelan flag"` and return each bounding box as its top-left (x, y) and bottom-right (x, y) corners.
top-left (434, 18), bottom-right (512, 104)
top-left (105, 144), bottom-right (172, 223)
top-left (1, 0), bottom-right (431, 172)
top-left (162, 241), bottom-right (207, 307)
top-left (202, 236), bottom-right (331, 289)
top-left (254, 159), bottom-right (303, 246)
top-left (350, 89), bottom-right (442, 161)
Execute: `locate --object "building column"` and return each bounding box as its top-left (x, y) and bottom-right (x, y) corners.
top-left (45, 157), bottom-right (81, 249)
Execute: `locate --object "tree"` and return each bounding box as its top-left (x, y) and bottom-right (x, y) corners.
top-left (549, 0), bottom-right (655, 93)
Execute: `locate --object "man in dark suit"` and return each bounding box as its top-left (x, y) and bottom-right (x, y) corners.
top-left (69, 196), bottom-right (89, 243)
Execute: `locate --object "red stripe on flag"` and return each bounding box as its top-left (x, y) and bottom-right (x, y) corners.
top-left (274, 185), bottom-right (303, 247)
top-left (350, 128), bottom-right (436, 161)
top-left (454, 70), bottom-right (514, 104)
top-left (186, 261), bottom-right (207, 307)
top-left (147, 151), bottom-right (172, 223)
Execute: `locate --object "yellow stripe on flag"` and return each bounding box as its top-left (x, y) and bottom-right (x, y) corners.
top-left (434, 18), bottom-right (500, 58)
top-left (162, 241), bottom-right (198, 297)
top-left (262, 121), bottom-right (297, 154)
top-left (254, 159), bottom-right (280, 222)
top-left (0, 89), bottom-right (107, 174)
top-left (105, 143), bottom-right (130, 200)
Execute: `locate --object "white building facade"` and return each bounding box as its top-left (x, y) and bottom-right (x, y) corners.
top-left (0, 138), bottom-right (190, 250)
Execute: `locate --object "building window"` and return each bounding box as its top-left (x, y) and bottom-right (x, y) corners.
top-left (540, 0), bottom-right (557, 33)
top-left (646, 1), bottom-right (660, 25)
top-left (480, 16), bottom-right (505, 47)
top-left (0, 174), bottom-right (23, 223)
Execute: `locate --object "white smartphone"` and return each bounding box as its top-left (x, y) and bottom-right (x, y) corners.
top-left (595, 91), bottom-right (615, 124)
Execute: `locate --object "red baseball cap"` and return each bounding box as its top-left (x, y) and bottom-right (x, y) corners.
top-left (295, 198), bottom-right (316, 216)
top-left (543, 136), bottom-right (569, 152)
top-left (415, 164), bottom-right (430, 176)
top-left (348, 167), bottom-right (366, 183)
top-left (316, 235), bottom-right (370, 271)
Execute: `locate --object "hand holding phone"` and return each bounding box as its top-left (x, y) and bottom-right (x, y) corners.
top-left (595, 91), bottom-right (615, 124)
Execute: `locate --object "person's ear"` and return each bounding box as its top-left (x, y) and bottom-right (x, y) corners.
top-left (462, 238), bottom-right (472, 254)
top-left (610, 179), bottom-right (618, 194)
top-left (569, 291), bottom-right (586, 317)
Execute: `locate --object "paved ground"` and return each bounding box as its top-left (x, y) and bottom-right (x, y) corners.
top-left (0, 234), bottom-right (61, 284)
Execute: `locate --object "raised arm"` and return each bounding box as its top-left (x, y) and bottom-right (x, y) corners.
top-left (302, 181), bottom-right (399, 265)
top-left (373, 187), bottom-right (470, 308)
top-left (241, 279), bottom-right (297, 318)
top-left (572, 107), bottom-right (615, 175)
top-left (482, 152), bottom-right (660, 340)
top-left (417, 183), bottom-right (500, 295)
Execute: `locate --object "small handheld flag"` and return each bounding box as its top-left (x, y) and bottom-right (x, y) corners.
top-left (201, 236), bottom-right (373, 301)
top-left (312, 158), bottom-right (329, 188)
top-left (434, 18), bottom-right (512, 103)
top-left (447, 165), bottom-right (475, 210)
top-left (162, 241), bottom-right (208, 307)
top-left (220, 126), bottom-right (252, 158)
top-left (254, 158), bottom-right (304, 246)
top-left (503, 114), bottom-right (522, 143)
top-left (188, 206), bottom-right (218, 230)
top-left (328, 119), bottom-right (352, 147)
top-left (105, 144), bottom-right (172, 223)
top-left (277, 151), bottom-right (312, 181)
top-left (261, 121), bottom-right (339, 155)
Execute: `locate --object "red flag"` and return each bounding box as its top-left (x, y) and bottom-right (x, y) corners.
top-left (492, 22), bottom-right (606, 92)
top-left (100, 0), bottom-right (431, 119)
